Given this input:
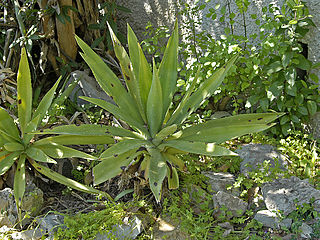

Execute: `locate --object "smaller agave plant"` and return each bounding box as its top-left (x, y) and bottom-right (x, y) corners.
top-left (0, 48), bottom-right (114, 214)
top-left (41, 21), bottom-right (283, 202)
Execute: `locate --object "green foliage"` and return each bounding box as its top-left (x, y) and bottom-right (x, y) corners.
top-left (56, 202), bottom-right (126, 240)
top-left (145, 0), bottom-right (319, 136)
top-left (72, 21), bottom-right (282, 202)
top-left (0, 48), bottom-right (114, 216)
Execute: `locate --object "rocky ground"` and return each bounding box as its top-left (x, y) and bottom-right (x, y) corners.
top-left (1, 143), bottom-right (320, 239)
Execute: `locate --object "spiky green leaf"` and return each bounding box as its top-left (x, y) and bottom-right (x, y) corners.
top-left (0, 107), bottom-right (20, 140)
top-left (100, 139), bottom-right (147, 159)
top-left (167, 55), bottom-right (238, 125)
top-left (148, 148), bottom-right (167, 202)
top-left (29, 159), bottom-right (111, 200)
top-left (0, 151), bottom-right (19, 175)
top-left (33, 143), bottom-right (96, 160)
top-left (158, 20), bottom-right (179, 119)
top-left (75, 36), bottom-right (144, 125)
top-left (14, 154), bottom-right (26, 210)
top-left (26, 147), bottom-right (57, 163)
top-left (17, 48), bottom-right (32, 135)
top-left (93, 149), bottom-right (139, 185)
top-left (147, 61), bottom-right (163, 137)
top-left (127, 24), bottom-right (152, 110)
top-left (175, 113), bottom-right (284, 143)
top-left (160, 140), bottom-right (237, 157)
top-left (34, 135), bottom-right (114, 146)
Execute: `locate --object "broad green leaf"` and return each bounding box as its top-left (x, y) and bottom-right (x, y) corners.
top-left (80, 96), bottom-right (148, 136)
top-left (0, 107), bottom-right (20, 140)
top-left (167, 165), bottom-right (179, 189)
top-left (155, 124), bottom-right (177, 141)
top-left (147, 61), bottom-right (163, 137)
top-left (75, 36), bottom-right (144, 125)
top-left (175, 113), bottom-right (284, 143)
top-left (167, 55), bottom-right (238, 125)
top-left (0, 151), bottom-right (19, 175)
top-left (108, 23), bottom-right (146, 123)
top-left (100, 139), bottom-right (147, 159)
top-left (33, 143), bottom-right (96, 160)
top-left (14, 154), bottom-right (26, 210)
top-left (33, 76), bottom-right (62, 122)
top-left (148, 147), bottom-right (167, 202)
top-left (17, 48), bottom-right (32, 135)
top-left (4, 142), bottom-right (24, 152)
top-left (34, 135), bottom-right (114, 146)
top-left (32, 124), bottom-right (141, 139)
top-left (160, 140), bottom-right (237, 157)
top-left (29, 159), bottom-right (112, 200)
top-left (127, 24), bottom-right (152, 110)
top-left (158, 20), bottom-right (179, 119)
top-left (307, 100), bottom-right (317, 115)
top-left (93, 149), bottom-right (138, 185)
top-left (26, 147), bottom-right (57, 163)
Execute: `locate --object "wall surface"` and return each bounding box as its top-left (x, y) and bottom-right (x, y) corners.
top-left (117, 0), bottom-right (319, 75)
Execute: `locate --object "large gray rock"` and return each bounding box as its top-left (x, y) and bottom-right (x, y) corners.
top-left (0, 184), bottom-right (43, 228)
top-left (262, 176), bottom-right (320, 216)
top-left (203, 172), bottom-right (238, 195)
top-left (254, 210), bottom-right (292, 229)
top-left (299, 222), bottom-right (313, 239)
top-left (236, 144), bottom-right (287, 176)
top-left (213, 191), bottom-right (248, 218)
top-left (0, 188), bottom-right (17, 228)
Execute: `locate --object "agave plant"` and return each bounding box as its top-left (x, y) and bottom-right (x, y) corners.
top-left (41, 22), bottom-right (282, 202)
top-left (0, 48), bottom-right (115, 213)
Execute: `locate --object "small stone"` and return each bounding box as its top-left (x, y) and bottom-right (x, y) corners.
top-left (203, 172), bottom-right (239, 195)
top-left (254, 210), bottom-right (292, 229)
top-left (213, 191), bottom-right (248, 218)
top-left (236, 144), bottom-right (287, 176)
top-left (300, 222), bottom-right (313, 239)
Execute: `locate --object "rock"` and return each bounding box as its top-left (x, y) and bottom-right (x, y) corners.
top-left (37, 214), bottom-right (65, 239)
top-left (203, 172), bottom-right (238, 195)
top-left (95, 216), bottom-right (142, 240)
top-left (236, 144), bottom-right (287, 176)
top-left (254, 210), bottom-right (292, 229)
top-left (68, 70), bottom-right (114, 105)
top-left (153, 216), bottom-right (190, 240)
top-left (9, 229), bottom-right (42, 240)
top-left (262, 176), bottom-right (320, 216)
top-left (213, 191), bottom-right (248, 218)
top-left (300, 222), bottom-right (313, 239)
top-left (22, 183), bottom-right (44, 217)
top-left (0, 188), bottom-right (17, 228)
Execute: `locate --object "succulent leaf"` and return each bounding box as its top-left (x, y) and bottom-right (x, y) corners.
top-left (17, 48), bottom-right (32, 135)
top-left (14, 155), bottom-right (26, 210)
top-left (161, 140), bottom-right (237, 157)
top-left (147, 61), bottom-right (163, 137)
top-left (176, 113), bottom-right (284, 143)
top-left (34, 143), bottom-right (97, 160)
top-left (158, 20), bottom-right (179, 120)
top-left (0, 107), bottom-right (20, 140)
top-left (167, 166), bottom-right (179, 189)
top-left (127, 24), bottom-right (152, 111)
top-left (100, 139), bottom-right (147, 159)
top-left (76, 36), bottom-right (144, 125)
top-left (148, 148), bottom-right (167, 202)
top-left (0, 151), bottom-right (19, 175)
top-left (26, 147), bottom-right (57, 163)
